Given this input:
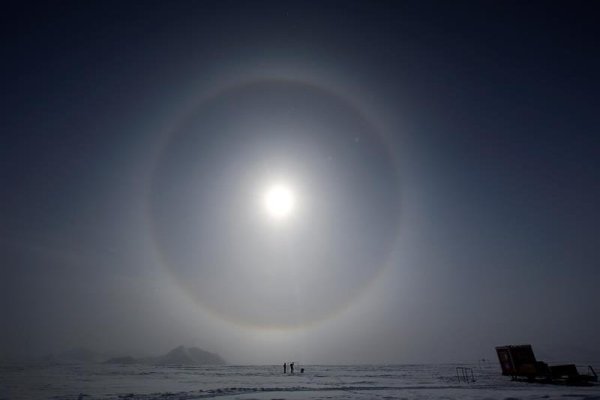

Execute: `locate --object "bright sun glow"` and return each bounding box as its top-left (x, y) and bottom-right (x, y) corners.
top-left (263, 183), bottom-right (295, 220)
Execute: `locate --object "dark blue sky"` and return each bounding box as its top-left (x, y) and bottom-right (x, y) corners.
top-left (1, 1), bottom-right (599, 363)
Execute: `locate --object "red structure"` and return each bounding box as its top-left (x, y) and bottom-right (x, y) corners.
top-left (495, 344), bottom-right (597, 385)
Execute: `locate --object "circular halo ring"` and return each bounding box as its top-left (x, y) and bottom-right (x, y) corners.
top-left (145, 74), bottom-right (403, 331)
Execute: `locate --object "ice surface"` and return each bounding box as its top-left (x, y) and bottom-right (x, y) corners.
top-left (1, 362), bottom-right (598, 400)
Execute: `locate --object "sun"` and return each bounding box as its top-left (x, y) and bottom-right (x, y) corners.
top-left (263, 183), bottom-right (296, 220)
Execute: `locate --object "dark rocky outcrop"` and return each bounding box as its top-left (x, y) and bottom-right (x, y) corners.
top-left (154, 346), bottom-right (225, 365)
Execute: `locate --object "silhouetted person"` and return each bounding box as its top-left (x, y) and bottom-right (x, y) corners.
top-left (301, 368), bottom-right (304, 373)
top-left (290, 362), bottom-right (294, 374)
top-left (283, 362), bottom-right (286, 374)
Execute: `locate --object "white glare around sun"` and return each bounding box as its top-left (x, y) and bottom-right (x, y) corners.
top-left (263, 184), bottom-right (295, 220)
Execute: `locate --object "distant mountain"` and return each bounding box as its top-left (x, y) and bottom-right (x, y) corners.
top-left (154, 346), bottom-right (225, 365)
top-left (38, 345), bottom-right (225, 365)
top-left (44, 347), bottom-right (105, 363)
top-left (104, 356), bottom-right (137, 364)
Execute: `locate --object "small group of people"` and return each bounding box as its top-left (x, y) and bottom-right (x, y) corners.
top-left (283, 362), bottom-right (304, 374)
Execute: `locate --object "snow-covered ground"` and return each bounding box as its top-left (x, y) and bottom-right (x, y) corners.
top-left (1, 362), bottom-right (598, 400)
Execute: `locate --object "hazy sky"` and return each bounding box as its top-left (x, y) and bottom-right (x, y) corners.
top-left (2, 1), bottom-right (599, 364)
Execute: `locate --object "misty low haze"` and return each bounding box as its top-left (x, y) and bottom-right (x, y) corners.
top-left (1, 0), bottom-right (599, 369)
